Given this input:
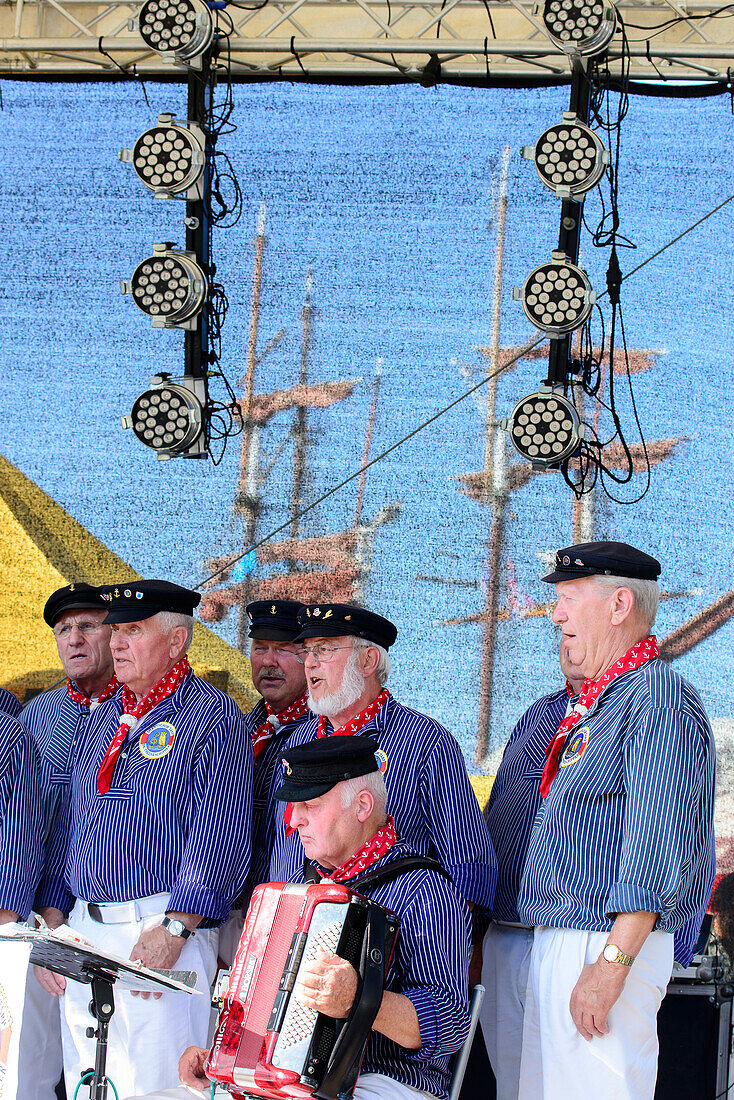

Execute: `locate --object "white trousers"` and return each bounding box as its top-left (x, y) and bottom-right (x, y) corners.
top-left (124, 1072), bottom-right (435, 1100)
top-left (480, 923), bottom-right (533, 1100)
top-left (16, 959), bottom-right (63, 1100)
top-left (519, 927), bottom-right (674, 1100)
top-left (62, 898), bottom-right (218, 1100)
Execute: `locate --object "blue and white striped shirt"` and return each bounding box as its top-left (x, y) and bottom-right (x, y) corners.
top-left (0, 712), bottom-right (43, 919)
top-left (243, 698), bottom-right (312, 902)
top-left (20, 684), bottom-right (121, 846)
top-left (0, 687), bottom-right (22, 719)
top-left (268, 696), bottom-right (497, 912)
top-left (517, 660), bottom-right (716, 939)
top-left (292, 839), bottom-right (471, 1100)
top-left (38, 673), bottom-right (253, 923)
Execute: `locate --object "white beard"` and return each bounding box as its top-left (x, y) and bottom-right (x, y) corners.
top-left (308, 647), bottom-right (366, 719)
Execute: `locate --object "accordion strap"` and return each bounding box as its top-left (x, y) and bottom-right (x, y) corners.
top-left (303, 854), bottom-right (454, 891)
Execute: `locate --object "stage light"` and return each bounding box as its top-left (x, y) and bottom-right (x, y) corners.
top-left (121, 374), bottom-right (207, 460)
top-left (523, 113), bottom-right (608, 200)
top-left (501, 386), bottom-right (584, 468)
top-left (137, 0), bottom-right (213, 64)
top-left (540, 0), bottom-right (617, 57)
top-left (121, 244), bottom-right (207, 331)
top-left (120, 114), bottom-right (205, 201)
top-left (513, 252), bottom-right (595, 336)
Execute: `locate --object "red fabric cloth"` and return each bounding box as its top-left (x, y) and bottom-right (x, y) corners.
top-left (540, 636), bottom-right (660, 798)
top-left (252, 692), bottom-right (310, 764)
top-left (96, 656), bottom-right (192, 795)
top-left (284, 689), bottom-right (390, 835)
top-left (316, 687), bottom-right (391, 738)
top-left (66, 675), bottom-right (120, 711)
top-left (318, 816), bottom-right (398, 884)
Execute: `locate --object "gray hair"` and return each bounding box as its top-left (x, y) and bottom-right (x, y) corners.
top-left (353, 638), bottom-right (391, 685)
top-left (340, 770), bottom-right (389, 813)
top-left (591, 574), bottom-right (660, 631)
top-left (156, 611), bottom-right (194, 651)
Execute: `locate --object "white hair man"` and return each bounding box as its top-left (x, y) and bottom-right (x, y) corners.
top-left (265, 603), bottom-right (497, 938)
top-left (33, 579), bottom-right (253, 1099)
top-left (515, 541), bottom-right (715, 1100)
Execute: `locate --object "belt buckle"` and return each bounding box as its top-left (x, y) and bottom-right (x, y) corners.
top-left (87, 902), bottom-right (104, 923)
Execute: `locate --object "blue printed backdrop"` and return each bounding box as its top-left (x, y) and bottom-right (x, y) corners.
top-left (0, 80), bottom-right (732, 807)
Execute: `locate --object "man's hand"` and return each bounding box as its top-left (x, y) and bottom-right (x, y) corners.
top-left (296, 947), bottom-right (358, 1019)
top-left (36, 907), bottom-right (66, 930)
top-left (129, 924), bottom-right (186, 999)
top-left (34, 966), bottom-right (66, 996)
top-left (570, 959), bottom-right (628, 1040)
top-left (178, 1045), bottom-right (210, 1091)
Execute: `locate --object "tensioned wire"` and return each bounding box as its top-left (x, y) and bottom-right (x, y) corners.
top-left (194, 190), bottom-right (734, 592)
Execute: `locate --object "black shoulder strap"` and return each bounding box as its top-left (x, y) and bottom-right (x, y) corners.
top-left (303, 854), bottom-right (453, 891)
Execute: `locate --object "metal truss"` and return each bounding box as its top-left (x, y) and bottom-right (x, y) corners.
top-left (1, 0), bottom-right (734, 81)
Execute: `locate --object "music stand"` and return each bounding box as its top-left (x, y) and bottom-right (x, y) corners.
top-left (0, 926), bottom-right (199, 1100)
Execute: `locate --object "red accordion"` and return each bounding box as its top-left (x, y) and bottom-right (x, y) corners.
top-left (206, 881), bottom-right (400, 1100)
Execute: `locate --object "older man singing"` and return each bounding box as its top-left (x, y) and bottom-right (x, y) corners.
top-left (516, 541), bottom-right (716, 1100)
top-left (35, 580), bottom-right (253, 1100)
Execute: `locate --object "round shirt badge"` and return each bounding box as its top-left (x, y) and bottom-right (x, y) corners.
top-left (374, 748), bottom-right (388, 776)
top-left (560, 725), bottom-right (590, 767)
top-left (139, 722), bottom-right (176, 760)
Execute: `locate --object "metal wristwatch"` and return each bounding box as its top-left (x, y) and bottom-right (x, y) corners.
top-left (162, 916), bottom-right (192, 940)
top-left (602, 943), bottom-right (635, 966)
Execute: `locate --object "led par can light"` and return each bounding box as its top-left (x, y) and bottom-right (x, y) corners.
top-left (513, 252), bottom-right (595, 336)
top-left (121, 374), bottom-right (207, 460)
top-left (120, 113), bottom-right (205, 200)
top-left (501, 386), bottom-right (584, 468)
top-left (522, 113), bottom-right (608, 200)
top-left (538, 0), bottom-right (617, 56)
top-left (137, 0), bottom-right (213, 64)
top-left (121, 244), bottom-right (208, 330)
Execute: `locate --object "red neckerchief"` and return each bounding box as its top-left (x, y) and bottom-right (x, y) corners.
top-left (316, 687), bottom-right (391, 738)
top-left (316, 817), bottom-right (398, 884)
top-left (96, 656), bottom-right (191, 795)
top-left (66, 675), bottom-right (120, 711)
top-left (284, 689), bottom-right (390, 835)
top-left (252, 692), bottom-right (310, 765)
top-left (540, 636), bottom-right (659, 798)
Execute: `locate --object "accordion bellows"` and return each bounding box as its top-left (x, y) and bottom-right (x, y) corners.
top-left (207, 881), bottom-right (400, 1099)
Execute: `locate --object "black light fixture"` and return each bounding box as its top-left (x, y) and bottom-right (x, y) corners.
top-left (540, 0), bottom-right (617, 57)
top-left (121, 374), bottom-right (207, 460)
top-left (119, 114), bottom-right (205, 201)
top-left (136, 0), bottom-right (214, 65)
top-left (121, 243), bottom-right (208, 330)
top-left (502, 386), bottom-right (584, 468)
top-left (513, 252), bottom-right (595, 336)
top-left (523, 113), bottom-right (608, 200)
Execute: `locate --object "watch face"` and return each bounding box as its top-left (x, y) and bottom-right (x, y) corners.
top-left (603, 945), bottom-right (618, 963)
top-left (166, 919), bottom-right (184, 937)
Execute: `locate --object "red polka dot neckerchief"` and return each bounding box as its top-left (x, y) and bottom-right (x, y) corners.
top-left (318, 816), bottom-right (398, 885)
top-left (252, 692), bottom-right (310, 765)
top-left (540, 636), bottom-right (659, 799)
top-left (96, 656), bottom-right (192, 795)
top-left (66, 675), bottom-right (121, 711)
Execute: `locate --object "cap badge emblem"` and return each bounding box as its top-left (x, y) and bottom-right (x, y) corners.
top-left (282, 758), bottom-right (292, 775)
top-left (345, 615), bottom-right (351, 621)
top-left (562, 556), bottom-right (570, 566)
top-left (69, 584), bottom-right (76, 592)
top-left (113, 587), bottom-right (120, 598)
top-left (575, 558), bottom-right (584, 566)
top-left (124, 589), bottom-right (132, 598)
top-left (313, 608), bottom-right (321, 617)
top-left (324, 609), bottom-right (333, 619)
top-left (101, 593), bottom-right (112, 602)
top-left (270, 605), bottom-right (276, 614)
top-left (135, 591), bottom-right (144, 599)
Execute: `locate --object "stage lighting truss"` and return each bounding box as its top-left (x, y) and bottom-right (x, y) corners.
top-left (121, 374), bottom-right (208, 460)
top-left (501, 385), bottom-right (584, 469)
top-left (134, 0), bottom-right (214, 67)
top-left (121, 244), bottom-right (208, 331)
top-left (120, 114), bottom-right (205, 201)
top-left (522, 113), bottom-right (608, 200)
top-left (513, 252), bottom-right (595, 336)
top-left (538, 0), bottom-right (617, 57)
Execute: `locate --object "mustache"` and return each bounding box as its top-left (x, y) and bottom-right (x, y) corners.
top-left (256, 666), bottom-right (285, 681)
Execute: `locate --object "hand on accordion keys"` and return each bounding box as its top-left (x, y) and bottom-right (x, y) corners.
top-left (178, 1045), bottom-right (210, 1092)
top-left (295, 946), bottom-right (358, 1019)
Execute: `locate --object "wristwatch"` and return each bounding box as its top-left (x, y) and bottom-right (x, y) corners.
top-left (602, 943), bottom-right (635, 966)
top-left (161, 916), bottom-right (192, 940)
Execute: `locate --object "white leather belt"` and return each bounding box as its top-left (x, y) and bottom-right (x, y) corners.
top-left (85, 893), bottom-right (170, 924)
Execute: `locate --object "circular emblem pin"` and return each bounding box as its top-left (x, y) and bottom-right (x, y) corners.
top-left (563, 555), bottom-right (571, 566)
top-left (124, 589), bottom-right (132, 598)
top-left (374, 748), bottom-right (388, 776)
top-left (560, 725), bottom-right (590, 767)
top-left (139, 721), bottom-right (176, 760)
